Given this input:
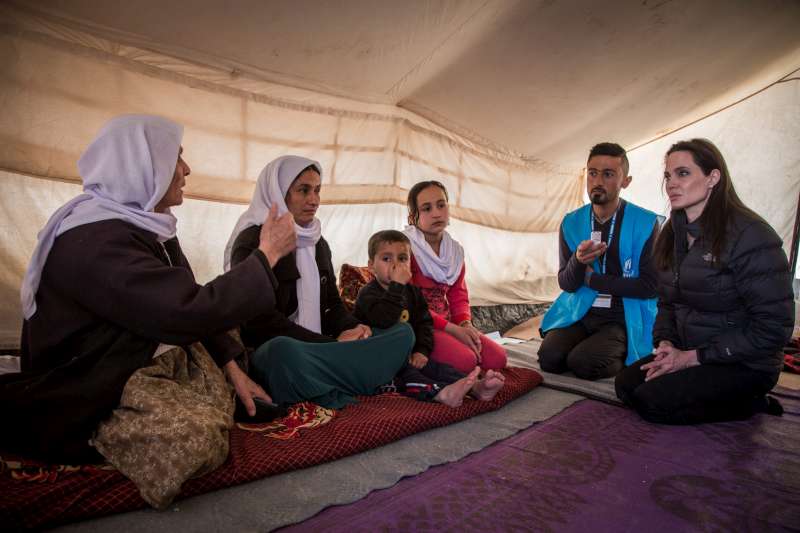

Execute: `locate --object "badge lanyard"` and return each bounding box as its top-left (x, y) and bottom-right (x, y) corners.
top-left (590, 209), bottom-right (617, 275)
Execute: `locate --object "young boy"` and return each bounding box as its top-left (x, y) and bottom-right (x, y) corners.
top-left (355, 230), bottom-right (504, 407)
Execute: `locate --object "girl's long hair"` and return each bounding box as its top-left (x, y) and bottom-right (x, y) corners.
top-left (406, 180), bottom-right (449, 226)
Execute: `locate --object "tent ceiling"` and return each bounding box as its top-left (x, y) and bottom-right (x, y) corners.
top-left (15, 0), bottom-right (800, 167)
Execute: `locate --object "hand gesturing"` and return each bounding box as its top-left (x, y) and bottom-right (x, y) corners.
top-left (258, 204), bottom-right (296, 267)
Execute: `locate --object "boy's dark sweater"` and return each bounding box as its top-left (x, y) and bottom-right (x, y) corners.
top-left (354, 280), bottom-right (434, 356)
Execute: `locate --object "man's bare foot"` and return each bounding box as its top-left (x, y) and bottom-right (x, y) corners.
top-left (435, 367), bottom-right (481, 407)
top-left (472, 369), bottom-right (505, 401)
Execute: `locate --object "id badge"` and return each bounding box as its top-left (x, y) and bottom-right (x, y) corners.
top-left (592, 293), bottom-right (612, 308)
top-left (590, 231), bottom-right (602, 244)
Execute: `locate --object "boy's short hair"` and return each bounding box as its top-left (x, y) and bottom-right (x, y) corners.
top-left (588, 142), bottom-right (629, 177)
top-left (368, 230), bottom-right (410, 260)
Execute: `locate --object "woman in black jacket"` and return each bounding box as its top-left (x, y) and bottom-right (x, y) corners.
top-left (225, 156), bottom-right (412, 409)
top-left (615, 138), bottom-right (794, 424)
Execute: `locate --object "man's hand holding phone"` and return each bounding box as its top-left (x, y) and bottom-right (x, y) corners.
top-left (575, 239), bottom-right (607, 265)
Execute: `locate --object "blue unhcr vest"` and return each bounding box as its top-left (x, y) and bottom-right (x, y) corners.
top-left (541, 202), bottom-right (658, 365)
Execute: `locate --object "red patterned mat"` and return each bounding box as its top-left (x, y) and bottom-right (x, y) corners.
top-left (1, 367), bottom-right (541, 530)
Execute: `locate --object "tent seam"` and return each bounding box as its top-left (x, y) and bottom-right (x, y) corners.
top-left (628, 67), bottom-right (800, 153)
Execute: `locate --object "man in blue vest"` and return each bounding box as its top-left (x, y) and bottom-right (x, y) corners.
top-left (539, 143), bottom-right (659, 380)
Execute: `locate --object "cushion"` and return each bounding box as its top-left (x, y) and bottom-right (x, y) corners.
top-left (338, 263), bottom-right (374, 312)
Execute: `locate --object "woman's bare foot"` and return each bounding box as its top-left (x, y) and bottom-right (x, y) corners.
top-left (435, 367), bottom-right (481, 407)
top-left (472, 369), bottom-right (505, 401)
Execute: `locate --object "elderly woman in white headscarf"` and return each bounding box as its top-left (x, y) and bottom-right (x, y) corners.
top-left (226, 156), bottom-right (412, 408)
top-left (1, 115), bottom-right (295, 471)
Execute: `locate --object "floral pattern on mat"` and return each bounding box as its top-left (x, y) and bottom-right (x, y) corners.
top-left (0, 458), bottom-right (114, 482)
top-left (237, 402), bottom-right (335, 439)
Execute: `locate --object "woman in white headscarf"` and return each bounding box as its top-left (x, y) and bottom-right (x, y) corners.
top-left (226, 156), bottom-right (412, 408)
top-left (1, 115), bottom-right (296, 467)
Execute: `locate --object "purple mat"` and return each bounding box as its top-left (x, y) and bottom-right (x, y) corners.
top-left (283, 387), bottom-right (800, 532)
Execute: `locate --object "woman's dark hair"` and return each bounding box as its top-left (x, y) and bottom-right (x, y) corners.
top-left (406, 180), bottom-right (449, 225)
top-left (653, 138), bottom-right (761, 270)
top-left (292, 164), bottom-right (320, 184)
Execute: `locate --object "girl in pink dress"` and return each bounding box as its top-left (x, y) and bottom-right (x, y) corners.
top-left (403, 181), bottom-right (508, 374)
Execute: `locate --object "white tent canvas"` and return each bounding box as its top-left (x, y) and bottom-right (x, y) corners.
top-left (1, 0), bottom-right (799, 347)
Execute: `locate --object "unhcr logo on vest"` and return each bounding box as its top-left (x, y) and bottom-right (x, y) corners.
top-left (623, 258), bottom-right (633, 277)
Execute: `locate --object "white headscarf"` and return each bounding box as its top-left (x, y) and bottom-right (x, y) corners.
top-left (224, 156), bottom-right (323, 333)
top-left (20, 114), bottom-right (183, 319)
top-left (404, 225), bottom-right (465, 286)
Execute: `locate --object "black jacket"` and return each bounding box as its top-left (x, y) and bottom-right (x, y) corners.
top-left (22, 220), bottom-right (277, 371)
top-left (652, 211), bottom-right (794, 376)
top-left (354, 280), bottom-right (434, 356)
top-left (231, 225), bottom-right (359, 347)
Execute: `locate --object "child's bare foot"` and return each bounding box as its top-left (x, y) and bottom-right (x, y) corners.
top-left (435, 367), bottom-right (480, 408)
top-left (472, 369), bottom-right (505, 401)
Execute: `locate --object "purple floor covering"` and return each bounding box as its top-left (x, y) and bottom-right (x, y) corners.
top-left (283, 387), bottom-right (800, 532)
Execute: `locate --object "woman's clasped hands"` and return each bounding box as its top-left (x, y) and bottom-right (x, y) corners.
top-left (641, 340), bottom-right (700, 382)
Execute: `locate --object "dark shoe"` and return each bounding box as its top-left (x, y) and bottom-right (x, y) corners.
top-left (754, 395), bottom-right (784, 416)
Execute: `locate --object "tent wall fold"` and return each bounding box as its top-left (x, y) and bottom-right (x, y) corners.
top-left (0, 7), bottom-right (573, 346)
top-left (0, 5), bottom-right (582, 233)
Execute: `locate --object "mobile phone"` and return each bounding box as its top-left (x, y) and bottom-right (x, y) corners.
top-left (235, 397), bottom-right (288, 423)
top-left (253, 397), bottom-right (280, 409)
